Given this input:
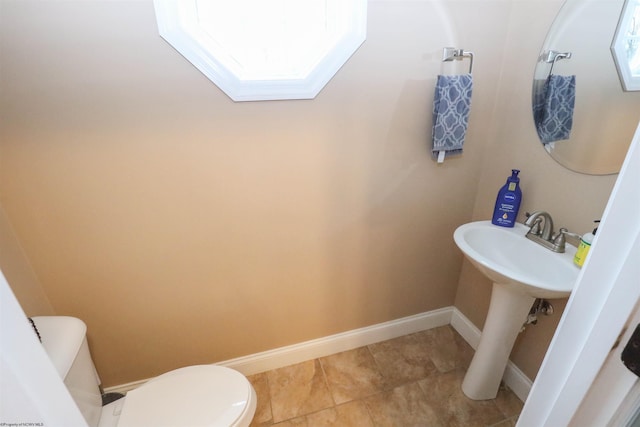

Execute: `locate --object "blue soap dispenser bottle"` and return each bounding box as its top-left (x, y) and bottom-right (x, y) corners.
top-left (491, 169), bottom-right (522, 227)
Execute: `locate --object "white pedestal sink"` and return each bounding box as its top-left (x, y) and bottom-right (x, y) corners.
top-left (453, 221), bottom-right (579, 400)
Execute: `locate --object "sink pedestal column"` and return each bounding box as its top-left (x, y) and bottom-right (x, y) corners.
top-left (461, 282), bottom-right (535, 400)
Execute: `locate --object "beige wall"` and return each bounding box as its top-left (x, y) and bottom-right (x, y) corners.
top-left (0, 205), bottom-right (54, 316)
top-left (0, 0), bottom-right (620, 387)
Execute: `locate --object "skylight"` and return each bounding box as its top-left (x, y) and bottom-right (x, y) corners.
top-left (153, 0), bottom-right (367, 101)
top-left (612, 0), bottom-right (640, 91)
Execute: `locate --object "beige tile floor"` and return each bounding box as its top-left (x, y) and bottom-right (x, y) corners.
top-left (247, 325), bottom-right (523, 427)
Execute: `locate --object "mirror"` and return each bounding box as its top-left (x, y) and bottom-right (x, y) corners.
top-left (532, 0), bottom-right (640, 175)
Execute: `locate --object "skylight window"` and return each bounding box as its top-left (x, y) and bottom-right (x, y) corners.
top-left (612, 0), bottom-right (640, 90)
top-left (153, 0), bottom-right (367, 101)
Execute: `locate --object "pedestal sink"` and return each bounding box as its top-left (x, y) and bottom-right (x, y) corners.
top-left (453, 220), bottom-right (579, 400)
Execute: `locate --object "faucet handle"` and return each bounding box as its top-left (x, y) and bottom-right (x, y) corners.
top-left (525, 213), bottom-right (543, 235)
top-left (553, 228), bottom-right (567, 246)
top-left (529, 220), bottom-right (542, 235)
top-left (553, 227), bottom-right (582, 252)
top-left (556, 228), bottom-right (582, 244)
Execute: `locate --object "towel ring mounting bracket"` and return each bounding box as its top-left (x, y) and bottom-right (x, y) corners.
top-left (442, 47), bottom-right (474, 74)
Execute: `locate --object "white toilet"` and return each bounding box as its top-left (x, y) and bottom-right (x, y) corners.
top-left (31, 316), bottom-right (256, 427)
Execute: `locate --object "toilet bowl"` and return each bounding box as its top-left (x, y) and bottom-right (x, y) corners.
top-left (31, 316), bottom-right (256, 427)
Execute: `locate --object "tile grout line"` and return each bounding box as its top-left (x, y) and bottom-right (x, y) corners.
top-left (317, 356), bottom-right (337, 408)
top-left (263, 372), bottom-right (274, 426)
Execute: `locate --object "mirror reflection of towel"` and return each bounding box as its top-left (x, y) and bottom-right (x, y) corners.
top-left (432, 74), bottom-right (473, 160)
top-left (533, 75), bottom-right (576, 144)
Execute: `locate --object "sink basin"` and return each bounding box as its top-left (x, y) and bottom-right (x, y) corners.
top-left (453, 220), bottom-right (579, 400)
top-left (454, 220), bottom-right (579, 299)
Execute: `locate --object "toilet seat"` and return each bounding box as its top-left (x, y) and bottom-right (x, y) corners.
top-left (117, 365), bottom-right (256, 427)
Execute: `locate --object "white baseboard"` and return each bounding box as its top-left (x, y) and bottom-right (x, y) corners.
top-left (106, 306), bottom-right (532, 402)
top-left (450, 307), bottom-right (532, 402)
top-left (450, 306), bottom-right (482, 349)
top-left (104, 379), bottom-right (147, 394)
top-left (218, 307), bottom-right (453, 376)
top-left (502, 360), bottom-right (533, 403)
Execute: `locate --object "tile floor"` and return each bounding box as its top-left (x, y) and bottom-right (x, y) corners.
top-left (247, 325), bottom-right (523, 427)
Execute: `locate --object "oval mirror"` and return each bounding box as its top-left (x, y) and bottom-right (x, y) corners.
top-left (532, 0), bottom-right (640, 175)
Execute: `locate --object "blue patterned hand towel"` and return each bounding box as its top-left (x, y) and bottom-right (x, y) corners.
top-left (533, 74), bottom-right (576, 144)
top-left (432, 74), bottom-right (473, 161)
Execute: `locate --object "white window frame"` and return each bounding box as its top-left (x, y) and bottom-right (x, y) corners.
top-left (153, 0), bottom-right (367, 101)
top-left (612, 0), bottom-right (640, 91)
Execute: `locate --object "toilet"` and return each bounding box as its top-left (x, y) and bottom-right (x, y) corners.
top-left (31, 316), bottom-right (256, 427)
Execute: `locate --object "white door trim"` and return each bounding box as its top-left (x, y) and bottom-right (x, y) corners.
top-left (517, 121), bottom-right (640, 426)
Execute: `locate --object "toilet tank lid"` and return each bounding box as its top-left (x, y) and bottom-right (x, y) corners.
top-left (31, 316), bottom-right (87, 379)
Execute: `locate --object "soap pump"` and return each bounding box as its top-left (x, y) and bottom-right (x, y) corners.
top-left (573, 220), bottom-right (600, 268)
top-left (491, 169), bottom-right (522, 228)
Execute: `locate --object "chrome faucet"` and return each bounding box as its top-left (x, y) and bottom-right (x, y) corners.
top-left (524, 211), bottom-right (575, 253)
